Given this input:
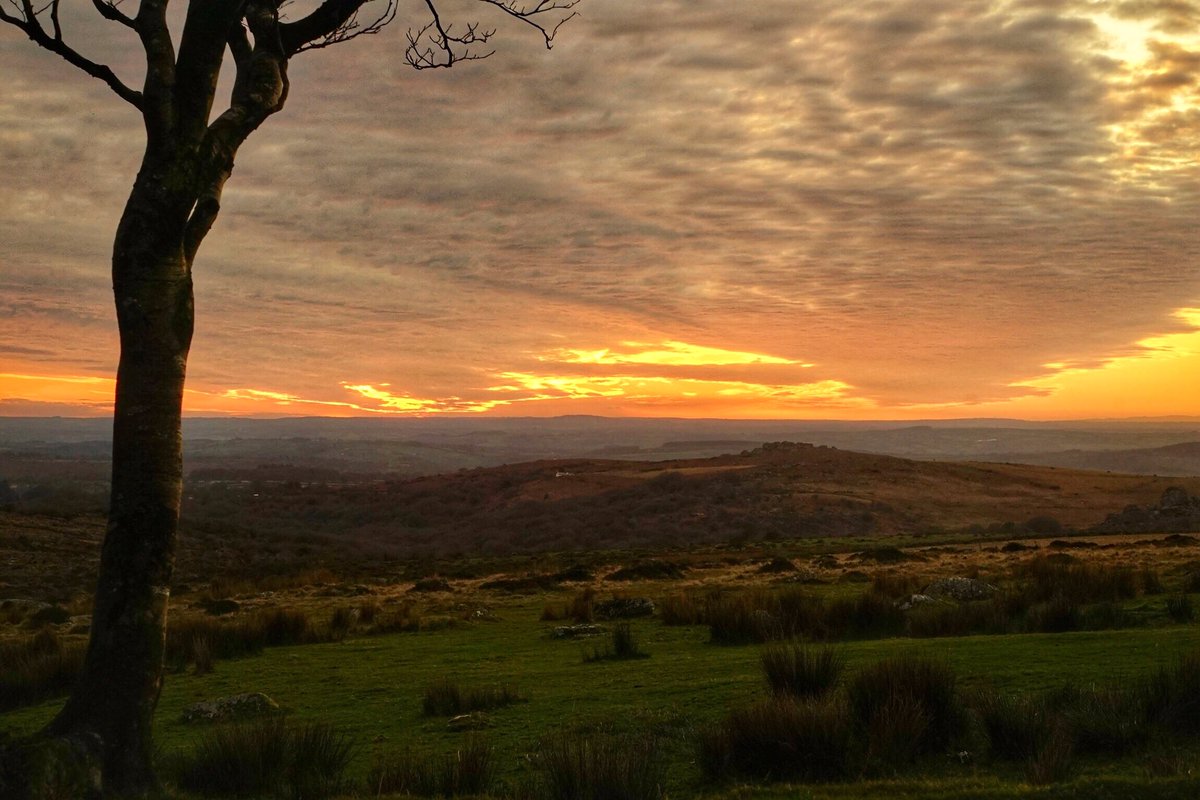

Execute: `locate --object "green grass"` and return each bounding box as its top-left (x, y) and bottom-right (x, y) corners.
top-left (4, 594), bottom-right (1200, 797)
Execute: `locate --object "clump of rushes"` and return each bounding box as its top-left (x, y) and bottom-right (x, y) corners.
top-left (421, 678), bottom-right (525, 716)
top-left (761, 642), bottom-right (844, 698)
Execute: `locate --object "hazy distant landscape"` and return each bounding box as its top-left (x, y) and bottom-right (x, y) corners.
top-left (3, 415), bottom-right (1200, 486)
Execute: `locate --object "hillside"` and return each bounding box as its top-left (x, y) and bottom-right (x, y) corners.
top-left (5, 441), bottom-right (1200, 601)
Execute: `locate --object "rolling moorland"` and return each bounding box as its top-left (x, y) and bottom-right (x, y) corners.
top-left (3, 430), bottom-right (1200, 798)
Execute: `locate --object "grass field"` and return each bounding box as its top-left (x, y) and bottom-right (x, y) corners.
top-left (4, 564), bottom-right (1200, 798)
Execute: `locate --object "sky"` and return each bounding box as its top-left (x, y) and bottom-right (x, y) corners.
top-left (1, 0), bottom-right (1199, 420)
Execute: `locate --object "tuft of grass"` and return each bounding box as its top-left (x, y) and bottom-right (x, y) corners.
top-left (761, 642), bottom-right (843, 698)
top-left (536, 731), bottom-right (663, 800)
top-left (1140, 649), bottom-right (1200, 735)
top-left (0, 630), bottom-right (86, 712)
top-left (846, 654), bottom-right (962, 757)
top-left (861, 693), bottom-right (931, 774)
top-left (971, 690), bottom-right (1053, 761)
top-left (173, 718), bottom-right (354, 799)
top-left (192, 635), bottom-right (214, 676)
top-left (368, 736), bottom-right (495, 797)
top-left (698, 695), bottom-right (851, 783)
top-left (1025, 724), bottom-right (1074, 785)
top-left (584, 622), bottom-right (648, 662)
top-left (1166, 594), bottom-right (1194, 623)
top-left (421, 679), bottom-right (525, 717)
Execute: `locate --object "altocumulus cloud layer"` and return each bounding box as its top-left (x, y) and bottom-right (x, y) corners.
top-left (1, 0), bottom-right (1198, 417)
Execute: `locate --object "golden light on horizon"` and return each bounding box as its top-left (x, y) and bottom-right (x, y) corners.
top-left (544, 340), bottom-right (809, 367)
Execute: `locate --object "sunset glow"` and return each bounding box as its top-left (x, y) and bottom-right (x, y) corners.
top-left (2, 1), bottom-right (1198, 421)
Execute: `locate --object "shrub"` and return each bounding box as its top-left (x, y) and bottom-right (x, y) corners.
top-left (328, 607), bottom-right (355, 640)
top-left (658, 592), bottom-right (706, 626)
top-left (585, 622), bottom-right (648, 662)
top-left (1061, 686), bottom-right (1146, 755)
top-left (1166, 594), bottom-right (1194, 623)
top-left (1016, 558), bottom-right (1137, 605)
top-left (1025, 595), bottom-right (1081, 633)
top-left (1140, 650), bottom-right (1200, 735)
top-left (1140, 568), bottom-right (1166, 595)
top-left (861, 693), bottom-right (930, 774)
top-left (173, 719), bottom-right (353, 799)
top-left (971, 690), bottom-right (1052, 760)
top-left (761, 642), bottom-right (843, 698)
top-left (698, 696), bottom-right (851, 782)
top-left (847, 655), bottom-right (962, 756)
top-left (1025, 725), bottom-right (1073, 785)
top-left (536, 732), bottom-right (663, 800)
top-left (368, 736), bottom-right (495, 797)
top-left (906, 600), bottom-right (1007, 638)
top-left (192, 635), bottom-right (214, 676)
top-left (421, 679), bottom-right (524, 717)
top-left (0, 631), bottom-right (87, 711)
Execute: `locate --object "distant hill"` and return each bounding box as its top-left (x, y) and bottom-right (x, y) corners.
top-left (975, 441), bottom-right (1200, 477)
top-left (175, 441), bottom-right (1200, 558)
top-left (5, 441), bottom-right (1200, 598)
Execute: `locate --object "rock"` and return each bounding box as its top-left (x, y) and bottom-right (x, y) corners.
top-left (447, 713), bottom-right (492, 732)
top-left (898, 594), bottom-right (935, 611)
top-left (924, 577), bottom-right (998, 602)
top-left (1000, 541), bottom-right (1032, 553)
top-left (1092, 487), bottom-right (1200, 533)
top-left (181, 692), bottom-right (279, 724)
top-left (594, 597), bottom-right (655, 619)
top-left (551, 624), bottom-right (605, 639)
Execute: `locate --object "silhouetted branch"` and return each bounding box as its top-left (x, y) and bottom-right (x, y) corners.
top-left (285, 0), bottom-right (396, 54)
top-left (405, 0), bottom-right (580, 69)
top-left (91, 0), bottom-right (134, 29)
top-left (0, 0), bottom-right (142, 108)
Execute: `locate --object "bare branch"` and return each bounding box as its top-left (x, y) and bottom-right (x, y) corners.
top-left (0, 0), bottom-right (142, 108)
top-left (91, 0), bottom-right (135, 30)
top-left (405, 0), bottom-right (579, 70)
top-left (280, 0), bottom-right (394, 55)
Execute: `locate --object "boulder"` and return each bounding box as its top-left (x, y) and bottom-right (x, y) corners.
top-left (594, 597), bottom-right (655, 619)
top-left (182, 692), bottom-right (279, 724)
top-left (551, 624), bottom-right (605, 639)
top-left (924, 577), bottom-right (998, 602)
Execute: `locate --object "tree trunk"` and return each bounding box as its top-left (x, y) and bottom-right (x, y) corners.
top-left (46, 153), bottom-right (196, 798)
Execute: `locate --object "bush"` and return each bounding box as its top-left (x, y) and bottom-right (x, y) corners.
top-left (585, 622), bottom-right (647, 662)
top-left (421, 679), bottom-right (524, 717)
top-left (861, 693), bottom-right (930, 774)
top-left (699, 696), bottom-right (851, 782)
top-left (0, 631), bottom-right (86, 711)
top-left (906, 600), bottom-right (1007, 638)
top-left (536, 732), bottom-right (663, 800)
top-left (847, 655), bottom-right (962, 756)
top-left (658, 592), bottom-right (706, 626)
top-left (173, 719), bottom-right (353, 799)
top-left (761, 642), bottom-right (843, 698)
top-left (1140, 650), bottom-right (1200, 735)
top-left (1025, 725), bottom-right (1073, 785)
top-left (971, 690), bottom-right (1052, 760)
top-left (368, 736), bottom-right (495, 797)
top-left (1026, 595), bottom-right (1081, 633)
top-left (1166, 594), bottom-right (1194, 623)
top-left (1061, 686), bottom-right (1146, 755)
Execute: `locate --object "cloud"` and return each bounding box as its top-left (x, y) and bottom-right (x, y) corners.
top-left (1, 1), bottom-right (1198, 418)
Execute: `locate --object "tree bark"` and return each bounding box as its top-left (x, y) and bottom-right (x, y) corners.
top-left (46, 153), bottom-right (196, 798)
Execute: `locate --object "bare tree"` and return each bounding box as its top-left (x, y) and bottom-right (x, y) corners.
top-left (0, 1), bottom-right (578, 796)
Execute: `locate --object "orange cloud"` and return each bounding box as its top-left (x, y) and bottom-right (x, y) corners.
top-left (543, 340), bottom-right (808, 367)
